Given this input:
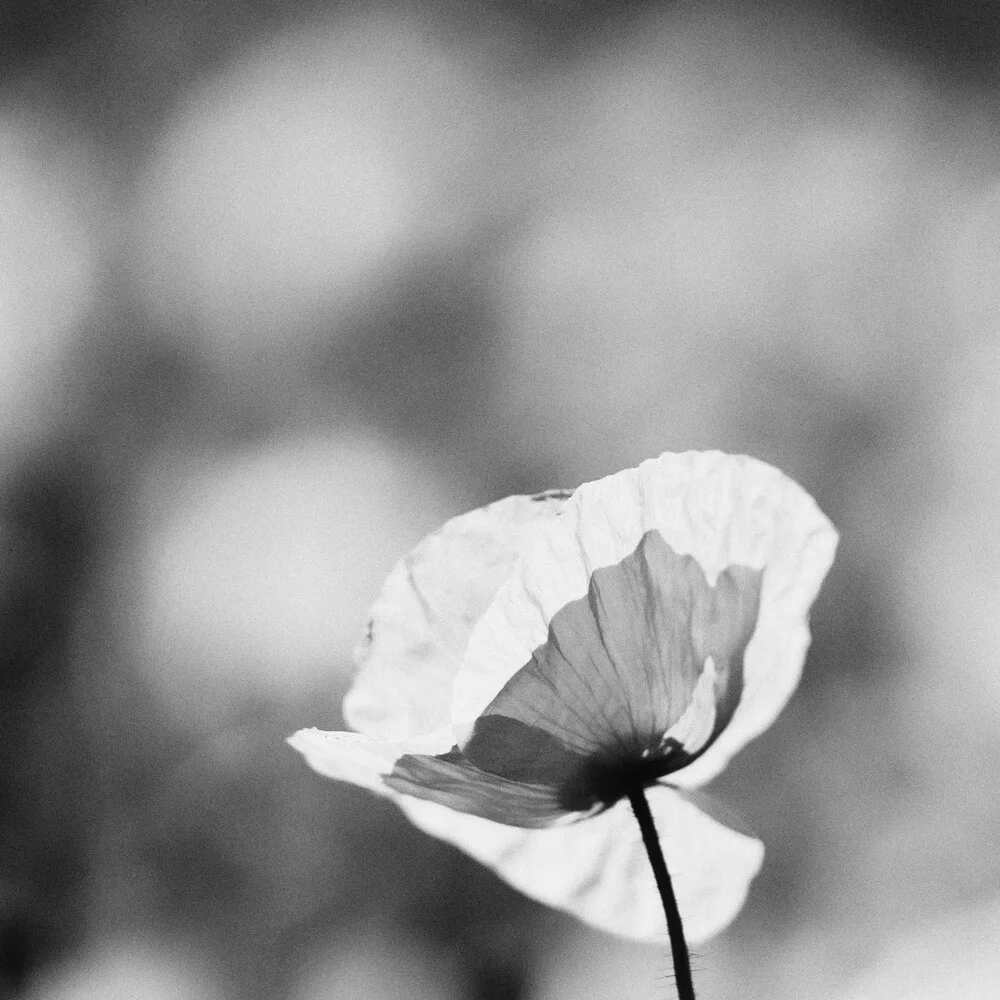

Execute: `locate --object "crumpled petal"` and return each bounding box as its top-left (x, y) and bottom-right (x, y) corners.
top-left (452, 451), bottom-right (837, 785)
top-left (398, 782), bottom-right (764, 943)
top-left (289, 451), bottom-right (835, 944)
top-left (344, 490), bottom-right (572, 741)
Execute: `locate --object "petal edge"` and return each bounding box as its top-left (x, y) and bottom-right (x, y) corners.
top-left (397, 783), bottom-right (764, 943)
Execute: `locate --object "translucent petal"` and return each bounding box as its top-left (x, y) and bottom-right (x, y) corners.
top-left (344, 490), bottom-right (571, 741)
top-left (287, 726), bottom-right (455, 794)
top-left (475, 532), bottom-right (761, 763)
top-left (385, 747), bottom-right (575, 827)
top-left (398, 783), bottom-right (764, 943)
top-left (452, 451), bottom-right (837, 785)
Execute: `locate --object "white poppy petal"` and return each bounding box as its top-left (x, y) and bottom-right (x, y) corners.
top-left (288, 726), bottom-right (455, 795)
top-left (452, 451), bottom-right (837, 785)
top-left (292, 450), bottom-right (834, 945)
top-left (344, 491), bottom-right (571, 742)
top-left (663, 656), bottom-right (719, 756)
top-left (397, 783), bottom-right (763, 943)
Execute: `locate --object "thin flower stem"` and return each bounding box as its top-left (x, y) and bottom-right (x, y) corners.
top-left (628, 787), bottom-right (696, 1000)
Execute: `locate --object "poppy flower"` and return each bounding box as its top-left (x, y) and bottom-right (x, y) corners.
top-left (290, 451), bottom-right (837, 946)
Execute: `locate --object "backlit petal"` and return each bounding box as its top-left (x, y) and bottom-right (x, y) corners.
top-left (287, 726), bottom-right (455, 794)
top-left (452, 452), bottom-right (837, 784)
top-left (474, 531), bottom-right (761, 764)
top-left (344, 490), bottom-right (571, 741)
top-left (385, 747), bottom-right (577, 827)
top-left (398, 783), bottom-right (764, 943)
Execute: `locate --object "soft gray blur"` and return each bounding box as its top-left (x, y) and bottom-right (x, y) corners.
top-left (3, 0), bottom-right (1000, 997)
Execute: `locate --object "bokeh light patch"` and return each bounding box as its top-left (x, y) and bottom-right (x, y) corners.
top-left (131, 432), bottom-right (463, 728)
top-left (288, 929), bottom-right (464, 1000)
top-left (836, 897), bottom-right (1000, 1000)
top-left (487, 10), bottom-right (965, 474)
top-left (25, 939), bottom-right (224, 1000)
top-left (132, 10), bottom-right (508, 364)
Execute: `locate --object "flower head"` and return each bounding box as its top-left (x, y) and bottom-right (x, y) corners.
top-left (290, 451), bottom-right (837, 941)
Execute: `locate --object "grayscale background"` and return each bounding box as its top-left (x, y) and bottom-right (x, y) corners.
top-left (2, 0), bottom-right (999, 997)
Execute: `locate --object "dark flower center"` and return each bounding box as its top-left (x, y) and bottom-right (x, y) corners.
top-left (461, 713), bottom-right (684, 812)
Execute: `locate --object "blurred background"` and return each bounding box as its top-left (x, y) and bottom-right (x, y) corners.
top-left (3, 0), bottom-right (1000, 997)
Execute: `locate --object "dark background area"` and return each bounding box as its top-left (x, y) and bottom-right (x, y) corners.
top-left (3, 1), bottom-right (1000, 997)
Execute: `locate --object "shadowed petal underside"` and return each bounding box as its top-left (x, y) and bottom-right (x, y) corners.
top-left (385, 740), bottom-right (577, 827)
top-left (387, 531), bottom-right (762, 824)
